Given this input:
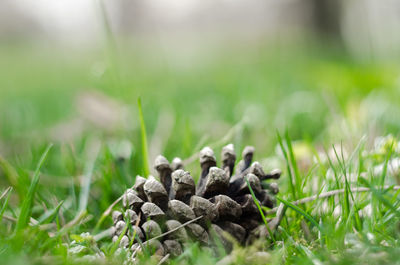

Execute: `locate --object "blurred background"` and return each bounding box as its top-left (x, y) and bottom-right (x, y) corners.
top-left (0, 0), bottom-right (400, 174)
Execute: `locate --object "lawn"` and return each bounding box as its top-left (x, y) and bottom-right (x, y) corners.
top-left (0, 37), bottom-right (400, 264)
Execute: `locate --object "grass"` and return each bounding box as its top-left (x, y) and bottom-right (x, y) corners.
top-left (246, 177), bottom-right (275, 243)
top-left (15, 144), bottom-right (53, 232)
top-left (138, 97), bottom-right (150, 177)
top-left (0, 103), bottom-right (399, 264)
top-left (1, 15), bottom-right (400, 264)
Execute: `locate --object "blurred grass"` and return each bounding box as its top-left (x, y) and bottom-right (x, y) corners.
top-left (0, 41), bottom-right (399, 151)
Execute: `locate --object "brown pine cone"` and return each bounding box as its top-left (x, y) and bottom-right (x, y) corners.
top-left (109, 144), bottom-right (281, 259)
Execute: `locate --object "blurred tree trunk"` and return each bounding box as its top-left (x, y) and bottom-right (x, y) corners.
top-left (310, 0), bottom-right (342, 41)
top-left (0, 0), bottom-right (41, 40)
top-left (117, 0), bottom-right (148, 34)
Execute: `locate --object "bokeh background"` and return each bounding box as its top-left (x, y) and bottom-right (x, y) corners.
top-left (1, 0), bottom-right (400, 174)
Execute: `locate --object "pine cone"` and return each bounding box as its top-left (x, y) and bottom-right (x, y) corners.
top-left (109, 144), bottom-right (281, 259)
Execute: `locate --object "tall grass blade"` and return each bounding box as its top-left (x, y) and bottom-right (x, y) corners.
top-left (0, 187), bottom-right (12, 201)
top-left (129, 214), bottom-right (142, 247)
top-left (0, 156), bottom-right (20, 194)
top-left (78, 139), bottom-right (100, 214)
top-left (246, 178), bottom-right (276, 243)
top-left (325, 147), bottom-right (340, 190)
top-left (0, 187), bottom-right (12, 223)
top-left (277, 131), bottom-right (296, 200)
top-left (138, 97), bottom-right (150, 177)
top-left (38, 200), bottom-right (64, 224)
top-left (391, 187), bottom-right (400, 204)
top-left (15, 144), bottom-right (53, 232)
top-left (380, 141), bottom-right (394, 187)
top-left (276, 196), bottom-right (322, 232)
top-left (332, 144), bottom-right (351, 218)
top-left (333, 143), bottom-right (363, 230)
top-left (285, 131), bottom-right (302, 198)
top-left (109, 220), bottom-right (129, 255)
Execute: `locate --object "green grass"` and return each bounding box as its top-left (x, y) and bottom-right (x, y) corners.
top-left (246, 177), bottom-right (276, 243)
top-left (1, 20), bottom-right (400, 264)
top-left (137, 97), bottom-right (150, 177)
top-left (0, 103), bottom-right (399, 264)
top-left (15, 144), bottom-right (53, 232)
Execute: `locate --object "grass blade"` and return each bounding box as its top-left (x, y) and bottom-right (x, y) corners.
top-left (332, 144), bottom-right (351, 218)
top-left (15, 144), bottom-right (53, 232)
top-left (325, 147), bottom-right (340, 190)
top-left (276, 196), bottom-right (322, 232)
top-left (246, 178), bottom-right (276, 243)
top-left (379, 141), bottom-right (394, 187)
top-left (332, 143), bottom-right (363, 230)
top-left (277, 131), bottom-right (296, 200)
top-left (138, 97), bottom-right (150, 177)
top-left (359, 177), bottom-right (400, 218)
top-left (0, 187), bottom-right (12, 223)
top-left (285, 131), bottom-right (302, 198)
top-left (38, 200), bottom-right (64, 224)
top-left (129, 213), bottom-right (142, 247)
top-left (0, 186), bottom-right (12, 201)
top-left (78, 139), bottom-right (100, 214)
top-left (0, 156), bottom-right (20, 194)
top-left (109, 220), bottom-right (129, 255)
